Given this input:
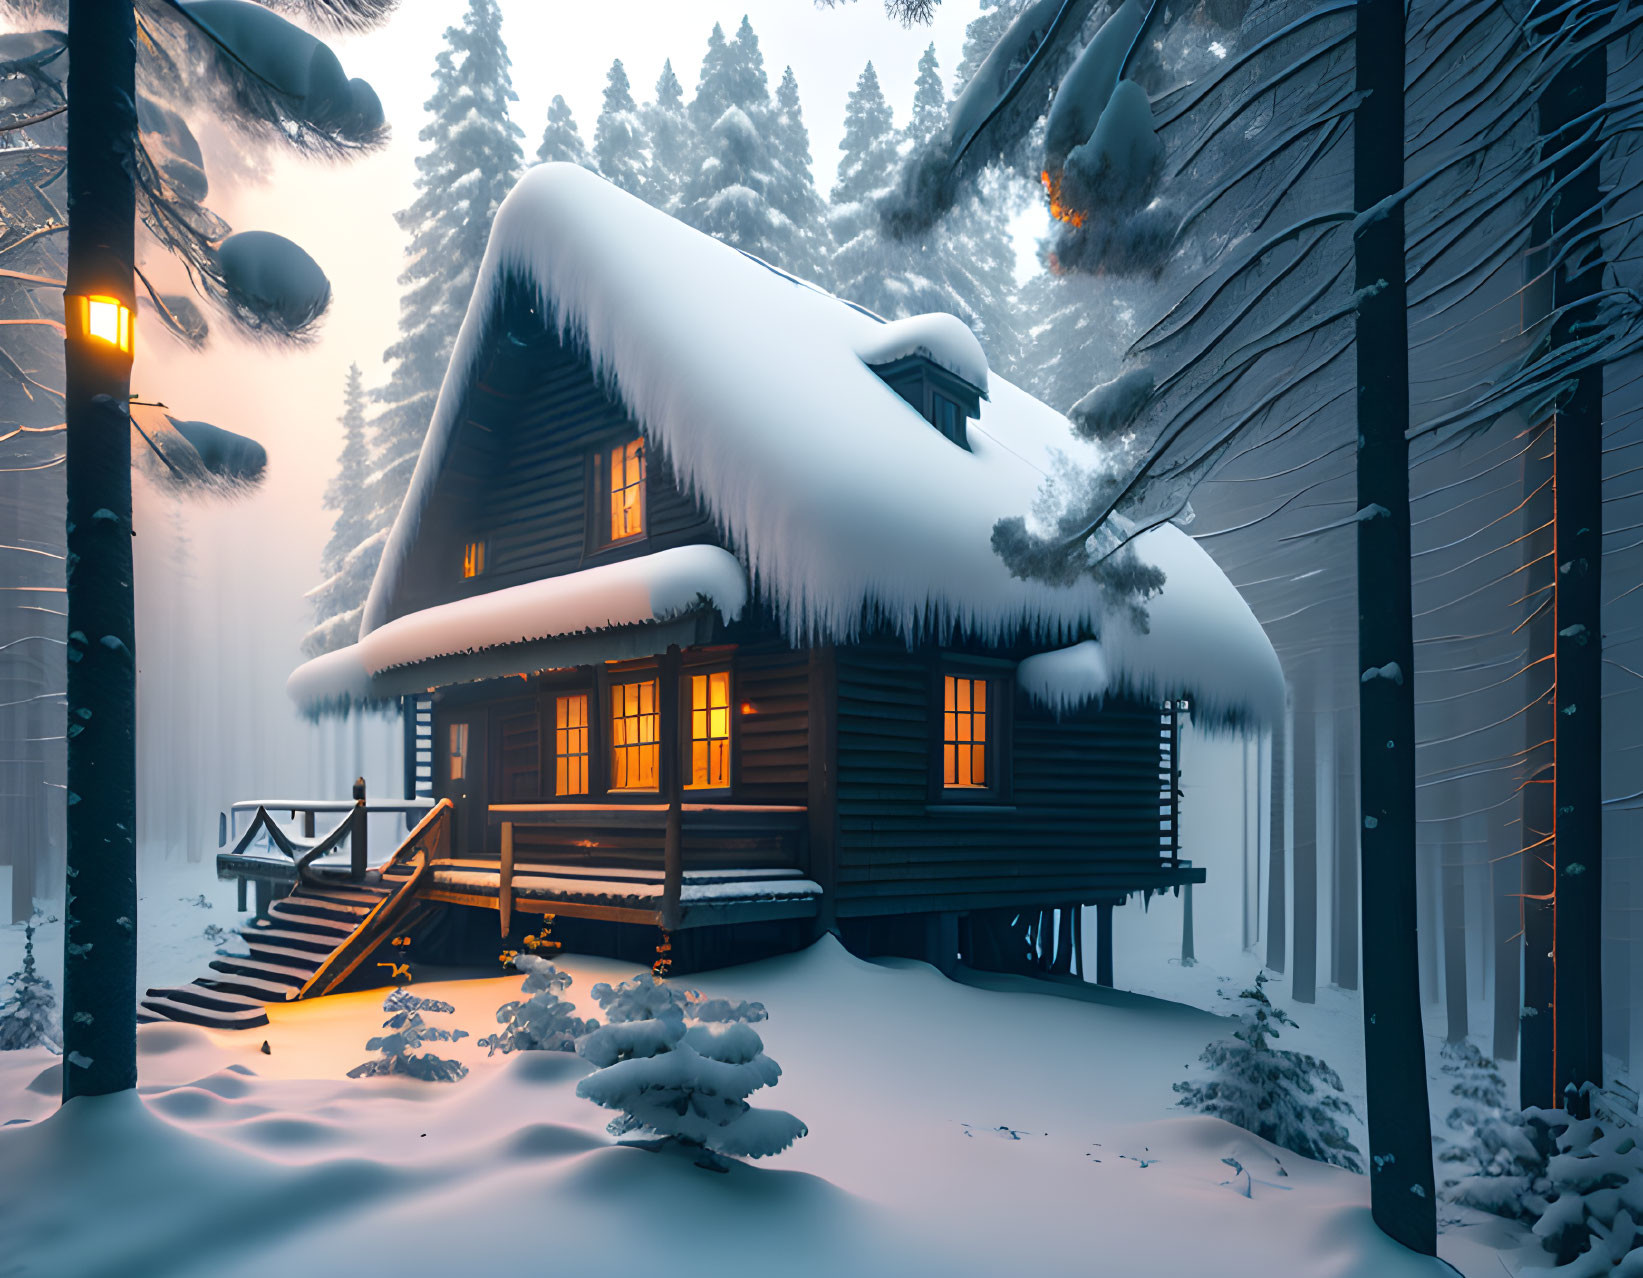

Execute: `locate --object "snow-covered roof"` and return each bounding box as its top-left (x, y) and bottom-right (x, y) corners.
top-left (287, 545), bottom-right (746, 709)
top-left (301, 164), bottom-right (1279, 725)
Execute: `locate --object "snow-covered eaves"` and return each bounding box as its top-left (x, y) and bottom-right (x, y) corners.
top-left (354, 163), bottom-right (1280, 726)
top-left (288, 544), bottom-right (746, 713)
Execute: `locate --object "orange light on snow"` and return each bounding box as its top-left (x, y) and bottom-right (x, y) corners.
top-left (71, 294), bottom-right (133, 354)
top-left (1040, 170), bottom-right (1086, 228)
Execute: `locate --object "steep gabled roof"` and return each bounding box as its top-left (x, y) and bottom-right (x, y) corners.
top-left (300, 164), bottom-right (1280, 725)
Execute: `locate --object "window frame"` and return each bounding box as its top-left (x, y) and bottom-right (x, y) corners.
top-left (549, 690), bottom-right (593, 799)
top-left (927, 661), bottom-right (1014, 804)
top-left (604, 671), bottom-right (663, 795)
top-left (679, 664), bottom-right (734, 795)
top-left (585, 432), bottom-right (649, 557)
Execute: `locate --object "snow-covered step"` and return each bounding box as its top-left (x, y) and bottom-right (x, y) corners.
top-left (239, 925), bottom-right (345, 955)
top-left (145, 984), bottom-right (267, 1016)
top-left (208, 955), bottom-right (314, 987)
top-left (240, 937), bottom-right (332, 967)
top-left (263, 904), bottom-right (359, 939)
top-left (270, 895), bottom-right (375, 925)
top-left (196, 972), bottom-right (297, 1003)
top-left (137, 994), bottom-right (269, 1031)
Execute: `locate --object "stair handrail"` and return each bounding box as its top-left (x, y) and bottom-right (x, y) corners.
top-left (293, 799), bottom-right (452, 1002)
top-left (227, 804), bottom-right (354, 867)
top-left (293, 802), bottom-right (367, 888)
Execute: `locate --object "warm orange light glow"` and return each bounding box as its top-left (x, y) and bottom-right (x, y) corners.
top-left (740, 701), bottom-right (757, 716)
top-left (73, 294), bottom-right (133, 354)
top-left (686, 670), bottom-right (731, 790)
top-left (610, 679), bottom-right (659, 790)
top-left (555, 694), bottom-right (589, 796)
top-left (609, 439), bottom-right (645, 541)
top-left (461, 539), bottom-right (486, 578)
top-left (1040, 170), bottom-right (1085, 228)
top-left (943, 675), bottom-right (988, 789)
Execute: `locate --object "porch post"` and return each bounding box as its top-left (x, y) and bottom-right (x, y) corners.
top-left (350, 777), bottom-right (367, 881)
top-left (1095, 901), bottom-right (1114, 988)
top-left (660, 645), bottom-right (683, 933)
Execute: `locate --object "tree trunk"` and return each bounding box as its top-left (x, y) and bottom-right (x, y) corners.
top-left (61, 0), bottom-right (139, 1101)
top-left (1266, 695), bottom-right (1288, 973)
top-left (1333, 701), bottom-right (1359, 988)
top-left (1545, 34), bottom-right (1606, 1112)
top-left (1443, 835), bottom-right (1469, 1043)
top-left (1354, 0), bottom-right (1436, 1250)
top-left (1292, 678), bottom-right (1317, 1003)
top-left (1492, 795), bottom-right (1523, 1062)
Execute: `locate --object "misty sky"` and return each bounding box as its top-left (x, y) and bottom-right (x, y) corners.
top-left (129, 1), bottom-right (998, 777)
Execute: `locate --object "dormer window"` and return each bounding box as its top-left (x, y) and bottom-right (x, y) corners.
top-left (869, 355), bottom-right (984, 450)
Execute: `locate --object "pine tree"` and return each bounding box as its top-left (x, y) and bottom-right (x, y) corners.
top-left (348, 988), bottom-right (469, 1081)
top-left (830, 61), bottom-right (899, 307)
top-left (536, 94), bottom-right (590, 168)
top-left (478, 954), bottom-right (597, 1055)
top-left (370, 0), bottom-right (524, 537)
top-left (683, 18), bottom-right (808, 273)
top-left (303, 364), bottom-right (379, 659)
top-left (642, 61), bottom-right (691, 214)
top-left (955, 0), bottom-right (1033, 88)
top-left (574, 973), bottom-right (806, 1167)
top-left (767, 66), bottom-right (831, 286)
top-left (0, 922), bottom-right (58, 1052)
top-left (593, 59), bottom-right (647, 198)
top-left (1173, 971), bottom-right (1363, 1172)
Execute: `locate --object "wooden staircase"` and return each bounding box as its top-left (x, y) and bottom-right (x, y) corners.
top-left (140, 802), bottom-right (449, 1032)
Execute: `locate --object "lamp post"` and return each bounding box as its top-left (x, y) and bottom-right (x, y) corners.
top-left (61, 0), bottom-right (139, 1100)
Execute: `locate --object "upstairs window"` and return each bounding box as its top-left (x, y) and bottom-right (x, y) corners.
top-left (609, 678), bottom-right (659, 791)
top-left (461, 538), bottom-right (487, 578)
top-left (685, 670), bottom-right (731, 790)
top-left (606, 438), bottom-right (646, 543)
top-left (942, 675), bottom-right (988, 789)
top-left (554, 693), bottom-right (590, 797)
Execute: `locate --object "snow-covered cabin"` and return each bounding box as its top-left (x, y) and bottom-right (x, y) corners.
top-left (285, 164), bottom-right (1280, 975)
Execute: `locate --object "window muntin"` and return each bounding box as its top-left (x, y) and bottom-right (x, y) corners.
top-left (447, 722), bottom-right (469, 782)
top-left (608, 438), bottom-right (645, 542)
top-left (554, 694), bottom-right (590, 796)
top-left (461, 538), bottom-right (486, 578)
top-left (942, 675), bottom-right (988, 789)
top-left (609, 679), bottom-right (660, 790)
top-left (685, 670), bottom-right (731, 790)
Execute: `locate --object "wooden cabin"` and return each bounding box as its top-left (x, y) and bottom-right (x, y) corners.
top-left (268, 165), bottom-right (1280, 987)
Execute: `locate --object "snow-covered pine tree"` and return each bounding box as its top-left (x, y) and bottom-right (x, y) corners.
top-left (0, 922), bottom-right (59, 1052)
top-left (1173, 970), bottom-right (1362, 1172)
top-left (643, 60), bottom-right (692, 215)
top-left (537, 94), bottom-right (591, 168)
top-left (954, 0), bottom-right (1033, 87)
top-left (767, 66), bottom-right (832, 286)
top-left (348, 988), bottom-right (469, 1081)
top-left (302, 363), bottom-right (381, 659)
top-left (682, 18), bottom-right (809, 274)
top-left (593, 59), bottom-right (647, 198)
top-left (574, 973), bottom-right (806, 1167)
top-left (1433, 1041), bottom-right (1546, 1212)
top-left (478, 953), bottom-right (597, 1055)
top-left (369, 0), bottom-right (524, 537)
top-left (829, 61), bottom-right (900, 307)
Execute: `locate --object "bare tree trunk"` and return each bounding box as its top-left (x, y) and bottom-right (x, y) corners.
top-left (1443, 835), bottom-right (1469, 1043)
top-left (61, 0), bottom-right (139, 1101)
top-left (1266, 689), bottom-right (1289, 973)
top-left (1293, 675), bottom-right (1318, 1003)
top-left (1355, 0), bottom-right (1436, 1248)
top-left (1492, 806), bottom-right (1523, 1062)
top-left (1333, 698), bottom-right (1359, 989)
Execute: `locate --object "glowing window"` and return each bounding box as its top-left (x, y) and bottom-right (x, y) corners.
top-left (942, 676), bottom-right (987, 789)
top-left (461, 539), bottom-right (486, 578)
top-left (447, 722), bottom-right (468, 783)
top-left (686, 670), bottom-right (731, 790)
top-left (610, 679), bottom-right (659, 790)
top-left (608, 439), bottom-right (645, 541)
top-left (554, 694), bottom-right (590, 796)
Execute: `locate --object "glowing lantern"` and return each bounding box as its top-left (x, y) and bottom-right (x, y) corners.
top-left (71, 294), bottom-right (133, 355)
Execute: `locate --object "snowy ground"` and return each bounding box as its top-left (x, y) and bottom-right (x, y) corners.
top-left (0, 923), bottom-right (1468, 1278)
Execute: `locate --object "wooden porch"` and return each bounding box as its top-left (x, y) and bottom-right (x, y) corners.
top-left (424, 803), bottom-right (822, 934)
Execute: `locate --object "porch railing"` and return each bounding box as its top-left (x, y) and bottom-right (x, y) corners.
top-left (218, 782), bottom-right (437, 882)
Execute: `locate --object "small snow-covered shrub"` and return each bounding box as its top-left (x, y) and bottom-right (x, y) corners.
top-left (477, 953), bottom-right (597, 1055)
top-left (347, 988), bottom-right (468, 1082)
top-left (1436, 1042), bottom-right (1547, 1216)
top-left (574, 973), bottom-right (807, 1167)
top-left (1173, 970), bottom-right (1362, 1172)
top-left (0, 922), bottom-right (58, 1052)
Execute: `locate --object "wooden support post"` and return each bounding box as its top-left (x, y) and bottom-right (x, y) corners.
top-left (301, 809), bottom-right (315, 840)
top-left (1095, 901), bottom-right (1114, 988)
top-left (660, 645), bottom-right (683, 934)
top-left (499, 820), bottom-right (514, 939)
top-left (350, 777), bottom-right (367, 881)
top-left (236, 876), bottom-right (247, 913)
top-left (1181, 883), bottom-right (1196, 967)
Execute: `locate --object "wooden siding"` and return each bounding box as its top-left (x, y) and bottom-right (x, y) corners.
top-left (734, 651), bottom-right (809, 804)
top-left (390, 315), bottom-right (719, 621)
top-left (832, 640), bottom-right (1172, 916)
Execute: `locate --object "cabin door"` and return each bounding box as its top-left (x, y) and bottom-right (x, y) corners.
top-left (434, 707), bottom-right (489, 858)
